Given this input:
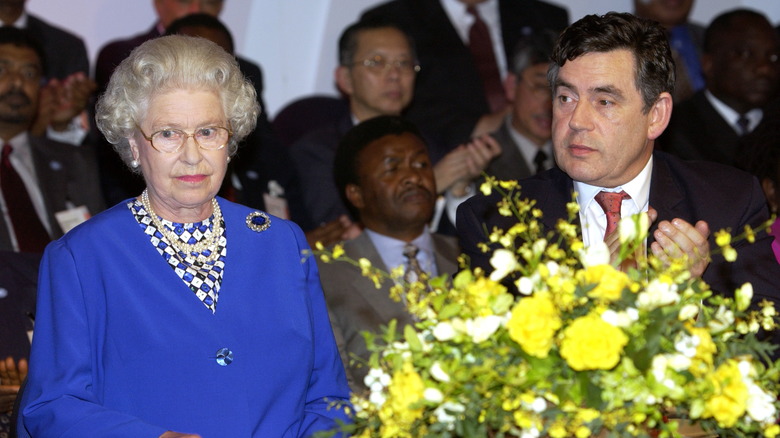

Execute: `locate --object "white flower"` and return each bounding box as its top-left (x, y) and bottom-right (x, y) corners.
top-left (424, 387), bottom-right (443, 403)
top-left (666, 353), bottom-right (691, 371)
top-left (430, 361), bottom-right (450, 383)
top-left (489, 248), bottom-right (519, 281)
top-left (530, 397), bottom-right (547, 413)
top-left (520, 426), bottom-right (541, 438)
top-left (466, 315), bottom-right (502, 343)
top-left (580, 240), bottom-right (610, 267)
top-left (746, 381), bottom-right (777, 423)
top-left (369, 391), bottom-right (386, 407)
top-left (651, 355), bottom-right (668, 382)
top-left (364, 368), bottom-right (391, 393)
top-left (432, 321), bottom-right (456, 341)
top-left (516, 276), bottom-right (535, 295)
top-left (619, 212), bottom-right (649, 243)
top-left (532, 238), bottom-right (547, 256)
top-left (678, 303), bottom-right (699, 321)
top-left (735, 282), bottom-right (754, 311)
top-left (433, 401), bottom-right (465, 430)
top-left (601, 309), bottom-right (637, 328)
top-left (545, 261), bottom-right (560, 276)
top-left (674, 332), bottom-right (699, 358)
top-left (708, 305), bottom-right (735, 334)
top-left (637, 279), bottom-right (679, 310)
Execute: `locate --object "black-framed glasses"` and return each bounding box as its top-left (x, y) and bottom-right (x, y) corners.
top-left (138, 126), bottom-right (232, 153)
top-left (352, 55), bottom-right (421, 74)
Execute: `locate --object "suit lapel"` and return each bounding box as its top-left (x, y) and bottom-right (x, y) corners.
top-left (489, 123), bottom-right (533, 181)
top-left (345, 233), bottom-right (411, 326)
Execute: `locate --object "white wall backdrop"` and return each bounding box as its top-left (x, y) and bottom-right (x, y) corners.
top-left (25, 0), bottom-right (780, 118)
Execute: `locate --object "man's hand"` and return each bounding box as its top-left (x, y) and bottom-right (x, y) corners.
top-left (649, 206), bottom-right (710, 277)
top-left (0, 356), bottom-right (27, 414)
top-left (32, 72), bottom-right (96, 135)
top-left (433, 135), bottom-right (501, 196)
top-left (305, 215), bottom-right (361, 249)
top-left (471, 106), bottom-right (511, 138)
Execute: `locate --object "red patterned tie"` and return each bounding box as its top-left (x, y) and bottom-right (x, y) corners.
top-left (1, 143), bottom-right (50, 252)
top-left (466, 6), bottom-right (507, 113)
top-left (594, 191), bottom-right (630, 239)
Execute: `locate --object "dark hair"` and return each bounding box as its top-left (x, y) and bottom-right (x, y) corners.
top-left (703, 9), bottom-right (770, 54)
top-left (338, 18), bottom-right (416, 67)
top-left (509, 28), bottom-right (558, 76)
top-left (0, 26), bottom-right (46, 76)
top-left (549, 12), bottom-right (675, 113)
top-left (165, 13), bottom-right (235, 54)
top-left (334, 115), bottom-right (424, 218)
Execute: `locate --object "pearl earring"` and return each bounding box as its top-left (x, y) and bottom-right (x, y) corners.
top-left (130, 159), bottom-right (140, 168)
top-left (227, 156), bottom-right (231, 163)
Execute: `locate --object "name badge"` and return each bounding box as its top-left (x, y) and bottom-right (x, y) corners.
top-left (55, 205), bottom-right (90, 233)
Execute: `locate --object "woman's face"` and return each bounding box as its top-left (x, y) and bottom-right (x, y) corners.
top-left (129, 88), bottom-right (229, 221)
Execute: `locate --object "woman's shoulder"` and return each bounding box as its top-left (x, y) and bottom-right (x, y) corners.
top-left (219, 198), bottom-right (305, 240)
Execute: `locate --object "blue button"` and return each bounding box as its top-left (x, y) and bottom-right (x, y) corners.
top-left (215, 348), bottom-right (233, 366)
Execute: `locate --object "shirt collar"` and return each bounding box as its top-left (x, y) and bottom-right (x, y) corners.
top-left (507, 116), bottom-right (553, 171)
top-left (574, 154), bottom-right (653, 214)
top-left (704, 89), bottom-right (763, 134)
top-left (365, 226), bottom-right (436, 273)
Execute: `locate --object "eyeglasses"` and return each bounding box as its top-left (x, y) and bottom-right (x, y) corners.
top-left (352, 56), bottom-right (421, 74)
top-left (520, 77), bottom-right (551, 99)
top-left (138, 125), bottom-right (232, 153)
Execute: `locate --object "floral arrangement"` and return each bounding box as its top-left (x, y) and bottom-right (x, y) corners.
top-left (316, 178), bottom-right (780, 438)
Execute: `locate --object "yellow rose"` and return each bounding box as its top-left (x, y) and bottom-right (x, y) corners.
top-left (560, 313), bottom-right (628, 371)
top-left (464, 277), bottom-right (508, 316)
top-left (580, 264), bottom-right (631, 301)
top-left (508, 293), bottom-right (562, 358)
top-left (704, 360), bottom-right (748, 428)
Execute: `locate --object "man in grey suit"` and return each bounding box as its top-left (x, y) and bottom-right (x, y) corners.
top-left (0, 27), bottom-right (103, 253)
top-left (318, 116), bottom-right (459, 393)
top-left (487, 29), bottom-right (557, 182)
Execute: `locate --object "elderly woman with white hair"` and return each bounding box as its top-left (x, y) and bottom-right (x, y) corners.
top-left (19, 35), bottom-right (350, 437)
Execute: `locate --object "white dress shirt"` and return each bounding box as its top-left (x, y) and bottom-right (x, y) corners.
top-left (365, 226), bottom-right (439, 277)
top-left (704, 89), bottom-right (762, 135)
top-left (575, 156), bottom-right (653, 247)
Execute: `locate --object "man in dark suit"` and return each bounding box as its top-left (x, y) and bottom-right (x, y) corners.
top-left (361, 0), bottom-right (568, 148)
top-left (658, 9), bottom-right (780, 167)
top-left (318, 116), bottom-right (459, 393)
top-left (487, 29), bottom-right (557, 182)
top-left (457, 12), bottom-right (780, 303)
top-left (0, 27), bottom-right (103, 253)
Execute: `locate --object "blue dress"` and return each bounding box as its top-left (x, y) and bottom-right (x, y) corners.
top-left (20, 199), bottom-right (351, 437)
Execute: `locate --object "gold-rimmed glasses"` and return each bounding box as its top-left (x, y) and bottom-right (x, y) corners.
top-left (137, 126), bottom-right (232, 153)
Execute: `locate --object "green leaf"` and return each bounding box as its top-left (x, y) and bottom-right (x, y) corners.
top-left (406, 324), bottom-right (422, 352)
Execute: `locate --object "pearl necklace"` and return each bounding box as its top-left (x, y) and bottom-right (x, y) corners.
top-left (141, 189), bottom-right (224, 263)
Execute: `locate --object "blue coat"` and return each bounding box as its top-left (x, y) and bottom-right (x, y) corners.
top-left (21, 199), bottom-right (350, 437)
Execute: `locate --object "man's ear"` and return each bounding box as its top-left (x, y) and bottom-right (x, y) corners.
top-left (647, 92), bottom-right (672, 140)
top-left (503, 73), bottom-right (517, 103)
top-left (335, 66), bottom-right (354, 97)
top-left (345, 183), bottom-right (364, 210)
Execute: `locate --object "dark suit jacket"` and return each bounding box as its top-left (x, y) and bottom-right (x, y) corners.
top-left (362, 0), bottom-right (568, 147)
top-left (0, 136), bottom-right (105, 252)
top-left (457, 151), bottom-right (780, 303)
top-left (26, 14), bottom-right (89, 80)
top-left (0, 251), bottom-right (40, 361)
top-left (658, 90), bottom-right (741, 167)
top-left (95, 25), bottom-right (160, 93)
top-left (318, 231), bottom-right (458, 392)
top-left (289, 113), bottom-right (355, 231)
top-left (485, 120), bottom-right (536, 182)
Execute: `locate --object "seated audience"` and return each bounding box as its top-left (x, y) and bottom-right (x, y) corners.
top-left (0, 27), bottom-right (103, 253)
top-left (361, 0), bottom-right (568, 147)
top-left (487, 28), bottom-right (557, 181)
top-left (658, 9), bottom-right (780, 167)
top-left (319, 115), bottom-right (459, 393)
top-left (290, 18), bottom-right (500, 241)
top-left (458, 12), bottom-right (780, 302)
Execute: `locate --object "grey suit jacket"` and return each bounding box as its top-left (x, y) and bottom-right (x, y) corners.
top-left (486, 120), bottom-right (535, 182)
top-left (0, 136), bottom-right (104, 251)
top-left (318, 231), bottom-right (458, 392)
